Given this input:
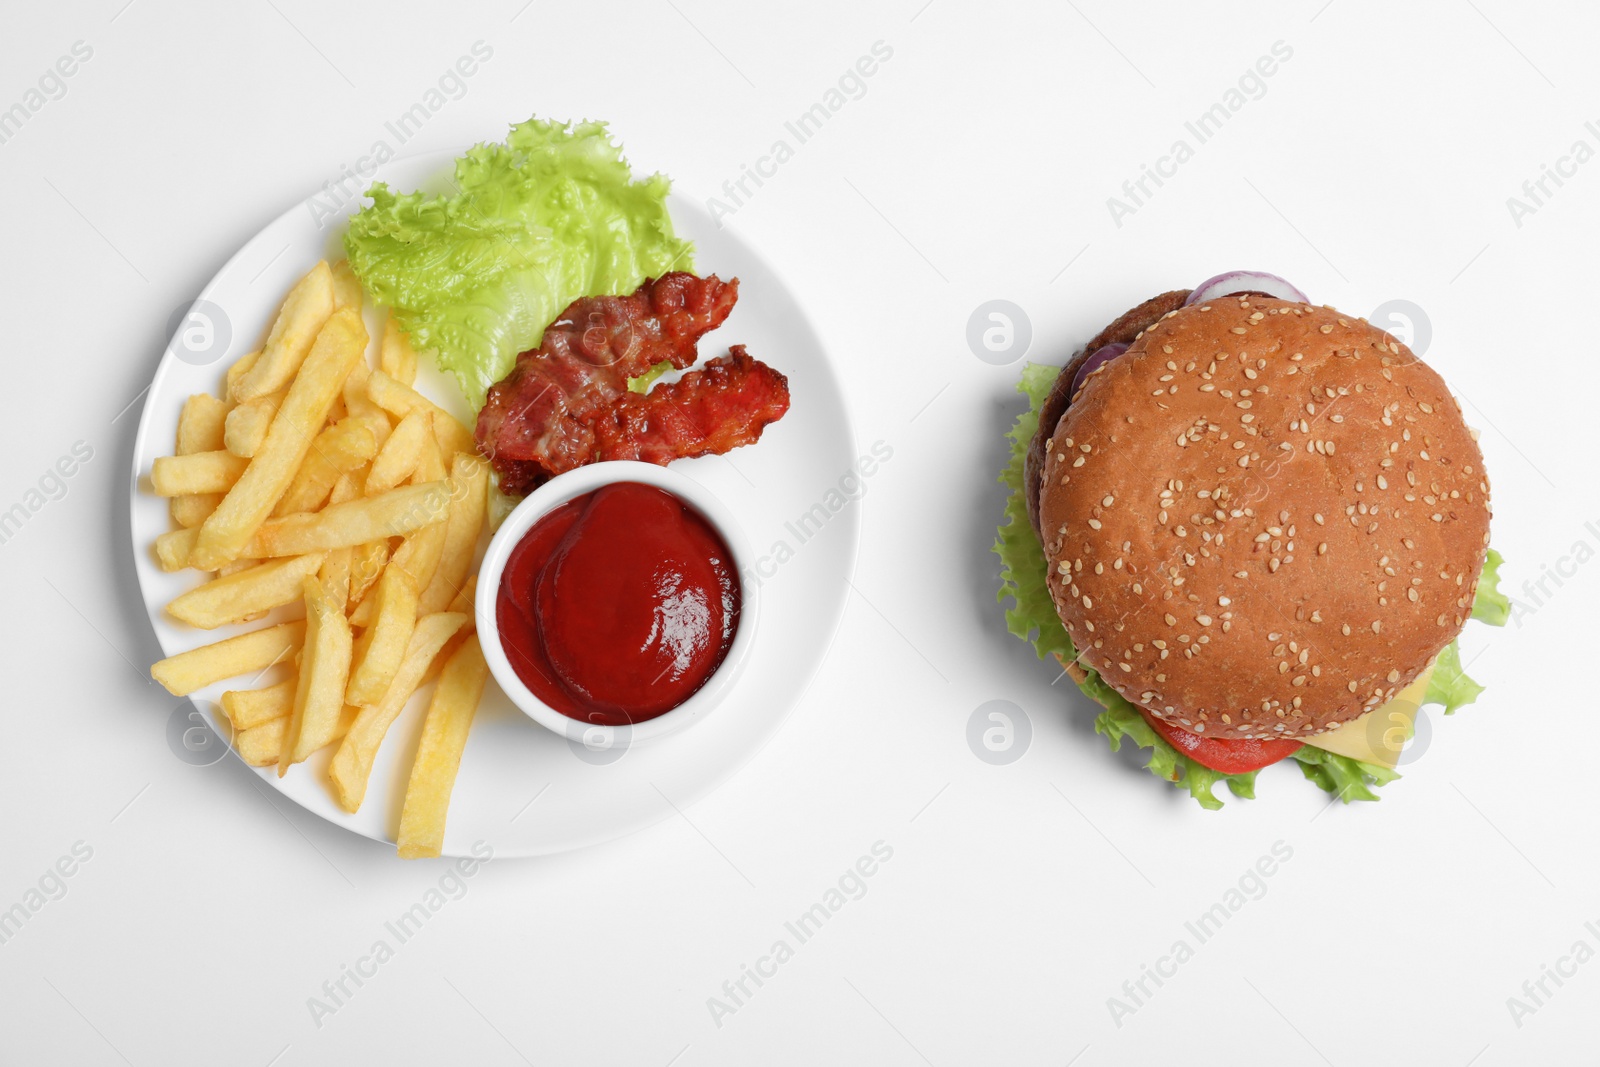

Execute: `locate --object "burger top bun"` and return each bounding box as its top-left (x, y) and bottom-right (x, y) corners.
top-left (1037, 295), bottom-right (1491, 741)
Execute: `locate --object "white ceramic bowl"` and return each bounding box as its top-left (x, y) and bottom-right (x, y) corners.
top-left (476, 461), bottom-right (760, 747)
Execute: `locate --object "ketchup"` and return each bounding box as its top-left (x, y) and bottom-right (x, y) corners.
top-left (496, 482), bottom-right (740, 726)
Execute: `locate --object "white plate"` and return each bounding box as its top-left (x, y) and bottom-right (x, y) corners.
top-left (129, 151), bottom-right (858, 857)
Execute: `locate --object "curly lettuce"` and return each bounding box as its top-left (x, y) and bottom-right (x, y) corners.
top-left (994, 362), bottom-right (1506, 809)
top-left (344, 118), bottom-right (693, 409)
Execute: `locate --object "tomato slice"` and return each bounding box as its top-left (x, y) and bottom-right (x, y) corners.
top-left (1139, 710), bottom-right (1302, 775)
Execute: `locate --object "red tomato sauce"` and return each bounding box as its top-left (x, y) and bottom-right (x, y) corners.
top-left (1139, 710), bottom-right (1302, 775)
top-left (496, 482), bottom-right (740, 726)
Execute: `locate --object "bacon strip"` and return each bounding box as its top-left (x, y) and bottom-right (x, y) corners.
top-left (475, 274), bottom-right (791, 496)
top-left (590, 346), bottom-right (790, 466)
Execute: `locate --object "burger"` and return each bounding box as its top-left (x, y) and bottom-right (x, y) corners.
top-left (995, 271), bottom-right (1509, 807)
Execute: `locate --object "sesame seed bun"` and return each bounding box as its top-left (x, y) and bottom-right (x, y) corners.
top-left (1036, 295), bottom-right (1492, 740)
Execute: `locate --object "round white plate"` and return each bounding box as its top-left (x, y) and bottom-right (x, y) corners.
top-left (130, 151), bottom-right (858, 857)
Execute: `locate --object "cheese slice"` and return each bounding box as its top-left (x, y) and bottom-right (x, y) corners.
top-left (1300, 665), bottom-right (1434, 769)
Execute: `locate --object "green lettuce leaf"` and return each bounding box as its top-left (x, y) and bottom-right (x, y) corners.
top-left (993, 361), bottom-right (1502, 809)
top-left (1472, 547), bottom-right (1509, 625)
top-left (344, 118), bottom-right (694, 409)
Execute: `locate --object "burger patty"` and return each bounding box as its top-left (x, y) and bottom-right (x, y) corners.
top-left (1025, 290), bottom-right (1191, 539)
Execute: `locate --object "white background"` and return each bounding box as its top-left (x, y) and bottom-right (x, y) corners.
top-left (1, 1), bottom-right (1595, 1064)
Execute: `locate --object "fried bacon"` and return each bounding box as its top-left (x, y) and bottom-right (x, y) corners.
top-left (590, 346), bottom-right (790, 466)
top-left (475, 273), bottom-right (790, 495)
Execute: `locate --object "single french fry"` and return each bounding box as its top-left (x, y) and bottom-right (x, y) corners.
top-left (150, 620), bottom-right (304, 696)
top-left (396, 635), bottom-right (488, 859)
top-left (191, 309), bottom-right (367, 570)
top-left (166, 552), bottom-right (326, 629)
top-left (221, 676), bottom-right (295, 729)
top-left (367, 369), bottom-right (474, 457)
top-left (170, 492), bottom-right (223, 528)
top-left (419, 453), bottom-right (489, 614)
top-left (328, 612), bottom-right (468, 812)
top-left (151, 451), bottom-right (250, 496)
top-left (364, 410), bottom-right (429, 495)
top-left (224, 389), bottom-right (286, 458)
top-left (412, 422), bottom-right (448, 484)
top-left (280, 577), bottom-right (354, 774)
top-left (225, 350), bottom-right (261, 402)
top-left (154, 527), bottom-right (199, 571)
top-left (271, 416), bottom-right (379, 517)
top-left (380, 315), bottom-right (418, 386)
top-left (330, 259), bottom-right (364, 312)
top-left (175, 394), bottom-right (229, 454)
top-left (347, 538), bottom-right (390, 610)
top-left (232, 261), bottom-right (335, 400)
top-left (238, 704), bottom-right (356, 766)
top-left (244, 481), bottom-right (450, 559)
top-left (346, 567), bottom-right (418, 706)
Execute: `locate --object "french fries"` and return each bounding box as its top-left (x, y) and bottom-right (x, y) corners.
top-left (245, 480), bottom-right (451, 559)
top-left (231, 261), bottom-right (335, 400)
top-left (176, 393), bottom-right (230, 453)
top-left (151, 620), bottom-right (304, 696)
top-left (380, 315), bottom-right (418, 385)
top-left (238, 705), bottom-right (357, 767)
top-left (224, 389), bottom-right (285, 458)
top-left (328, 612), bottom-right (467, 813)
top-left (151, 259), bottom-right (497, 857)
top-left (397, 636), bottom-right (488, 859)
top-left (190, 308), bottom-right (367, 569)
top-left (346, 566), bottom-right (418, 707)
top-left (221, 677), bottom-right (295, 730)
top-left (419, 453), bottom-right (489, 614)
top-left (166, 552), bottom-right (325, 629)
top-left (365, 410), bottom-right (430, 495)
top-left (366, 369), bottom-right (475, 457)
top-left (271, 415), bottom-right (380, 517)
top-left (279, 576), bottom-right (354, 774)
top-left (151, 451), bottom-right (250, 496)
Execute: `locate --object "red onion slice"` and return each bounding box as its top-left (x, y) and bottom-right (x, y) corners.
top-left (1185, 271), bottom-right (1309, 307)
top-left (1070, 342), bottom-right (1128, 397)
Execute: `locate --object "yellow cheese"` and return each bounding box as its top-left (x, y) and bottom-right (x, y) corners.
top-left (1300, 665), bottom-right (1434, 769)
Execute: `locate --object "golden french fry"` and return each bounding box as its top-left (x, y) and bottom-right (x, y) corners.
top-left (191, 309), bottom-right (367, 570)
top-left (412, 420), bottom-right (448, 483)
top-left (347, 537), bottom-right (390, 609)
top-left (237, 717), bottom-right (287, 766)
top-left (221, 676), bottom-right (295, 729)
top-left (238, 704), bottom-right (356, 766)
top-left (166, 552), bottom-right (325, 629)
top-left (419, 453), bottom-right (489, 614)
top-left (244, 480), bottom-right (450, 559)
top-left (170, 493), bottom-right (223, 528)
top-left (225, 350), bottom-right (261, 402)
top-left (330, 259), bottom-right (364, 312)
top-left (151, 451), bottom-right (250, 496)
top-left (175, 394), bottom-right (229, 454)
top-left (328, 612), bottom-right (467, 812)
top-left (380, 315), bottom-right (418, 386)
top-left (232, 261), bottom-right (336, 400)
top-left (280, 576), bottom-right (354, 774)
top-left (154, 527), bottom-right (199, 571)
top-left (320, 548), bottom-right (353, 614)
top-left (367, 369), bottom-right (475, 457)
top-left (223, 389), bottom-right (285, 458)
top-left (365, 410), bottom-right (429, 495)
top-left (150, 620), bottom-right (304, 696)
top-left (271, 416), bottom-right (380, 517)
top-left (396, 635), bottom-right (488, 859)
top-left (346, 566), bottom-right (418, 706)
